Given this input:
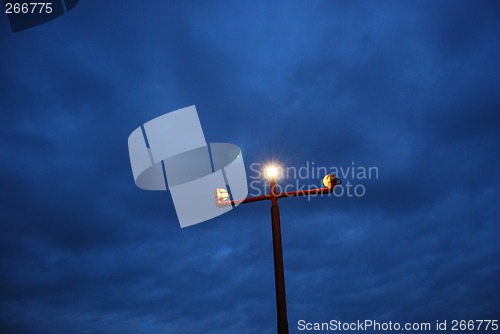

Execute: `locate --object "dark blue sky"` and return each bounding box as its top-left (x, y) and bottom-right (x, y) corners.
top-left (1, 1), bottom-right (499, 333)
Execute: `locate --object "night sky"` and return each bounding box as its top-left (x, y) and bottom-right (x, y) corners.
top-left (1, 1), bottom-right (499, 333)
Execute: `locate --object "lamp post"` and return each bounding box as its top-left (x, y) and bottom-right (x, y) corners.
top-left (216, 166), bottom-right (341, 334)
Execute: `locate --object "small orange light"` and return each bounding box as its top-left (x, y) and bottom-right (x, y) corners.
top-left (215, 188), bottom-right (229, 201)
top-left (322, 174), bottom-right (336, 188)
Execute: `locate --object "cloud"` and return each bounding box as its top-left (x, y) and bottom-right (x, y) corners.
top-left (0, 1), bottom-right (499, 333)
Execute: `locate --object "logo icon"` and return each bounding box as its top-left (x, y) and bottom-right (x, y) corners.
top-left (128, 106), bottom-right (248, 227)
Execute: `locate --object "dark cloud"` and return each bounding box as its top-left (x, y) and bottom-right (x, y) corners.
top-left (1, 1), bottom-right (499, 333)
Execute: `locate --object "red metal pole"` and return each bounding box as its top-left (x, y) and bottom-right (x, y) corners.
top-left (214, 174), bottom-right (341, 334)
top-left (269, 178), bottom-right (289, 334)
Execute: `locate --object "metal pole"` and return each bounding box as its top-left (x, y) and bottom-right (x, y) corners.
top-left (269, 178), bottom-right (289, 334)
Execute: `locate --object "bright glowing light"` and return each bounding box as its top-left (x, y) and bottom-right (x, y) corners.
top-left (215, 188), bottom-right (229, 201)
top-left (323, 174), bottom-right (336, 188)
top-left (264, 166), bottom-right (280, 179)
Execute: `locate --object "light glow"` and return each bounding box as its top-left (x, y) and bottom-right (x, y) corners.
top-left (215, 188), bottom-right (229, 201)
top-left (322, 174), bottom-right (335, 188)
top-left (264, 165), bottom-right (280, 179)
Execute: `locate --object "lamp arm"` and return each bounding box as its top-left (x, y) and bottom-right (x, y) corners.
top-left (216, 177), bottom-right (341, 208)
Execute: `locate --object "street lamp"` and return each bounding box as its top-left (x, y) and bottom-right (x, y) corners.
top-left (264, 165), bottom-right (281, 179)
top-left (215, 166), bottom-right (342, 334)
